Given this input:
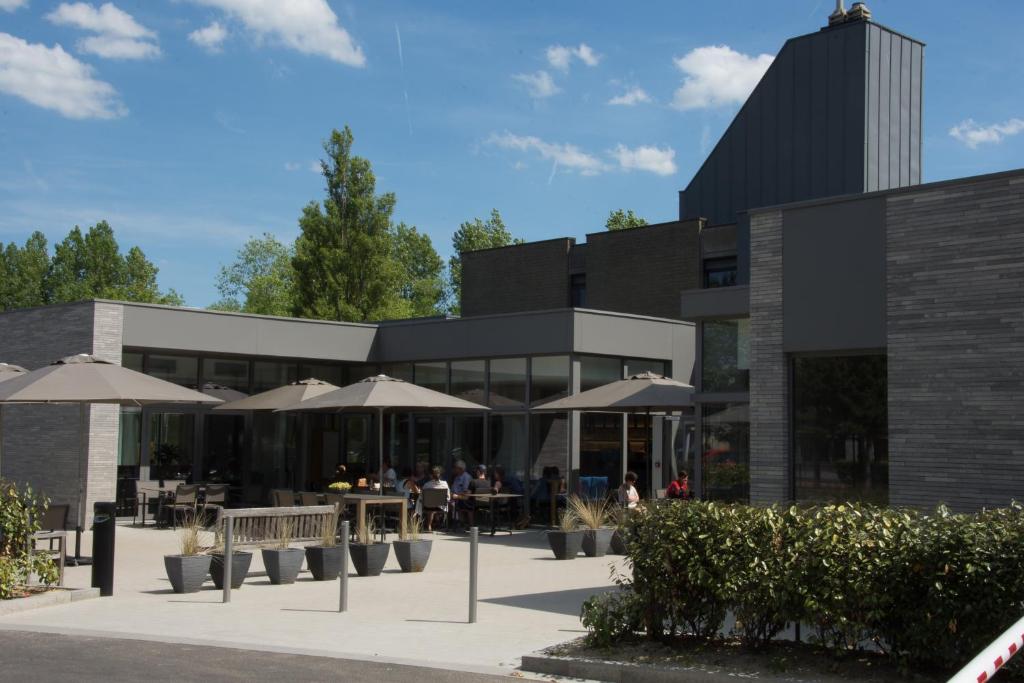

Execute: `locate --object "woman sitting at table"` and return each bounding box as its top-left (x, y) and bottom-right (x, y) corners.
top-left (419, 466), bottom-right (450, 532)
top-left (395, 466), bottom-right (420, 512)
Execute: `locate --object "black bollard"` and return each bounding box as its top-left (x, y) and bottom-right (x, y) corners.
top-left (90, 501), bottom-right (116, 596)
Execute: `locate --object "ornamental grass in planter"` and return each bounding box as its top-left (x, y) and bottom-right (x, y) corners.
top-left (209, 548), bottom-right (253, 590)
top-left (570, 495), bottom-right (615, 557)
top-left (547, 509), bottom-right (583, 560)
top-left (350, 517), bottom-right (390, 577)
top-left (261, 519), bottom-right (304, 585)
top-left (305, 509), bottom-right (344, 581)
top-left (393, 514), bottom-right (432, 573)
top-left (608, 506), bottom-right (628, 555)
top-left (164, 511), bottom-right (211, 594)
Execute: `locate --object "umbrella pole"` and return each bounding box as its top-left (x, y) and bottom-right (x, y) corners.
top-left (0, 405), bottom-right (4, 479)
top-left (73, 403), bottom-right (89, 565)
top-left (378, 408), bottom-right (384, 497)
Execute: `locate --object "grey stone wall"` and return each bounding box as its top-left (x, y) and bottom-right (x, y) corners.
top-left (586, 221), bottom-right (700, 320)
top-left (748, 210), bottom-right (789, 504)
top-left (0, 301), bottom-right (124, 527)
top-left (886, 172), bottom-right (1024, 511)
top-left (461, 239), bottom-right (573, 317)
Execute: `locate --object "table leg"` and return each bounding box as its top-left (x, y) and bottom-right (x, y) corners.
top-left (357, 503), bottom-right (366, 542)
top-left (490, 499), bottom-right (496, 536)
top-left (399, 502), bottom-right (407, 539)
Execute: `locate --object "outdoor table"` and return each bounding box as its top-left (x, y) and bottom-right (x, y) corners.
top-left (341, 493), bottom-right (407, 541)
top-left (463, 493), bottom-right (522, 535)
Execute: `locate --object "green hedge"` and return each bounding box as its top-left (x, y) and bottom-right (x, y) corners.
top-left (581, 501), bottom-right (1024, 672)
top-left (0, 480), bottom-right (59, 599)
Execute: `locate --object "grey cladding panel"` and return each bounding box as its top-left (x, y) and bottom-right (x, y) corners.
top-left (782, 196), bottom-right (887, 352)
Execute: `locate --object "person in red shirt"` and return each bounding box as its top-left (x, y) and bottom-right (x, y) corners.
top-left (666, 471), bottom-right (690, 500)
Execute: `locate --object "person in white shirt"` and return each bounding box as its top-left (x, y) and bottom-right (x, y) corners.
top-left (419, 466), bottom-right (450, 532)
top-left (617, 471), bottom-right (641, 509)
top-left (381, 456), bottom-right (398, 489)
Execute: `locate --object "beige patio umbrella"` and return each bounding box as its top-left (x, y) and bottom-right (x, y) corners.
top-left (0, 363), bottom-right (28, 479)
top-left (213, 378), bottom-right (338, 411)
top-left (0, 354), bottom-right (222, 561)
top-left (201, 382), bottom-right (248, 403)
top-left (278, 374), bottom-right (489, 495)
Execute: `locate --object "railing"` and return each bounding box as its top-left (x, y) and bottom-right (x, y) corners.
top-left (948, 614), bottom-right (1024, 683)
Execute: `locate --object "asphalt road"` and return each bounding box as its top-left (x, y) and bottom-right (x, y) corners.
top-left (0, 630), bottom-right (530, 682)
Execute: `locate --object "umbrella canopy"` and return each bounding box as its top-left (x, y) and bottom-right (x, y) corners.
top-left (0, 363), bottom-right (28, 381)
top-left (532, 371), bottom-right (694, 412)
top-left (0, 354), bottom-right (222, 406)
top-left (201, 382), bottom-right (248, 403)
top-left (279, 374), bottom-right (490, 414)
top-left (280, 374), bottom-right (488, 497)
top-left (214, 378), bottom-right (338, 411)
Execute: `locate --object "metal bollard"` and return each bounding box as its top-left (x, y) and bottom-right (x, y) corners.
top-left (339, 521), bottom-right (349, 613)
top-left (222, 516), bottom-right (233, 604)
top-left (469, 526), bottom-right (478, 623)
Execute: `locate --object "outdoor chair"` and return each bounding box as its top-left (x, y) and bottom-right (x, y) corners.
top-left (202, 484), bottom-right (228, 522)
top-left (115, 478), bottom-right (139, 521)
top-left (32, 504), bottom-right (68, 586)
top-left (420, 487), bottom-right (449, 531)
top-left (299, 491), bottom-right (321, 506)
top-left (35, 504), bottom-right (69, 549)
top-left (170, 484), bottom-right (199, 529)
top-left (271, 489), bottom-right (295, 507)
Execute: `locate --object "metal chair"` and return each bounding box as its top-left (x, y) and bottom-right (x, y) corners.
top-left (271, 489), bottom-right (295, 507)
top-left (202, 484), bottom-right (228, 521)
top-left (299, 491), bottom-right (321, 506)
top-left (170, 484), bottom-right (199, 529)
top-left (419, 487), bottom-right (449, 531)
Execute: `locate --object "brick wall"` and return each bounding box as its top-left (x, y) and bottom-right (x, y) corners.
top-left (886, 173), bottom-right (1024, 511)
top-left (461, 239), bottom-right (573, 317)
top-left (586, 221), bottom-right (700, 320)
top-left (0, 301), bottom-right (124, 527)
top-left (748, 210), bottom-right (789, 504)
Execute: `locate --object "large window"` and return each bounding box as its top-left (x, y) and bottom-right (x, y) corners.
top-left (148, 354), bottom-right (198, 388)
top-left (253, 361), bottom-right (298, 392)
top-left (489, 358), bottom-right (526, 407)
top-left (792, 355), bottom-right (888, 504)
top-left (450, 360), bottom-right (485, 404)
top-left (490, 413), bottom-right (528, 482)
top-left (702, 403), bottom-right (749, 503)
top-left (702, 320), bottom-right (750, 392)
top-left (451, 414), bottom-right (484, 472)
top-left (149, 412), bottom-right (195, 481)
top-left (414, 362), bottom-right (447, 393)
top-left (703, 256), bottom-right (737, 288)
top-left (118, 407), bottom-right (141, 478)
top-left (579, 355), bottom-right (621, 391)
top-left (531, 355), bottom-right (569, 406)
top-left (298, 362), bottom-right (345, 387)
top-left (579, 413), bottom-right (621, 499)
top-left (203, 357), bottom-right (250, 393)
top-left (382, 363), bottom-right (414, 382)
top-left (625, 358), bottom-right (666, 378)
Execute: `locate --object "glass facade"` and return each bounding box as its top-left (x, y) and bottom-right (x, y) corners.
top-left (414, 362), bottom-right (447, 393)
top-left (489, 358), bottom-right (526, 407)
top-left (450, 360), bottom-right (485, 404)
top-left (451, 414), bottom-right (484, 471)
top-left (149, 412), bottom-right (195, 481)
top-left (299, 362), bottom-right (345, 387)
top-left (579, 413), bottom-right (621, 499)
top-left (203, 357), bottom-right (250, 393)
top-left (382, 363), bottom-right (414, 382)
top-left (490, 413), bottom-right (528, 481)
top-left (702, 402), bottom-right (750, 503)
top-left (117, 407), bottom-right (141, 478)
top-left (148, 354), bottom-right (198, 388)
top-left (625, 358), bottom-right (666, 378)
top-left (254, 360), bottom-right (299, 392)
top-left (122, 352), bottom-right (143, 373)
top-left (792, 355), bottom-right (888, 504)
top-left (580, 355), bottom-right (622, 391)
top-left (203, 413), bottom-right (245, 485)
top-left (530, 355), bottom-right (569, 406)
top-left (702, 319), bottom-right (750, 392)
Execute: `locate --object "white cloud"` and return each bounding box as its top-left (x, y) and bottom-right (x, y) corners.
top-left (188, 21), bottom-right (227, 54)
top-left (283, 161), bottom-right (300, 172)
top-left (190, 0), bottom-right (365, 67)
top-left (608, 87), bottom-right (651, 106)
top-left (0, 32), bottom-right (126, 119)
top-left (511, 70), bottom-right (560, 99)
top-left (672, 45), bottom-right (773, 110)
top-left (611, 144), bottom-right (677, 176)
top-left (949, 118), bottom-right (1024, 149)
top-left (46, 2), bottom-right (160, 60)
top-left (488, 132), bottom-right (608, 176)
top-left (0, 0), bottom-right (28, 12)
top-left (309, 160), bottom-right (322, 174)
top-left (545, 43), bottom-right (600, 71)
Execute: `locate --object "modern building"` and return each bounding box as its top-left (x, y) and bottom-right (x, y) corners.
top-left (2, 4), bottom-right (1021, 524)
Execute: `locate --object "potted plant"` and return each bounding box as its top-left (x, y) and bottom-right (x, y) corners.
top-left (260, 519), bottom-right (304, 585)
top-left (305, 510), bottom-right (344, 581)
top-left (328, 481), bottom-right (352, 495)
top-left (393, 513), bottom-right (432, 573)
top-left (609, 506), bottom-right (629, 555)
top-left (570, 495), bottom-right (614, 557)
top-left (163, 512), bottom-right (211, 593)
top-left (546, 508), bottom-right (583, 560)
top-left (349, 516), bottom-right (390, 577)
top-left (209, 542), bottom-right (253, 590)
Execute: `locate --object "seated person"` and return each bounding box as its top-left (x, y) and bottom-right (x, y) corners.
top-left (413, 461), bottom-right (430, 487)
top-left (665, 471), bottom-right (690, 500)
top-left (460, 464), bottom-right (492, 528)
top-left (617, 471), bottom-right (641, 509)
top-left (491, 465), bottom-right (524, 495)
top-left (395, 466), bottom-right (421, 511)
top-left (419, 466), bottom-right (450, 532)
top-left (381, 457), bottom-right (398, 489)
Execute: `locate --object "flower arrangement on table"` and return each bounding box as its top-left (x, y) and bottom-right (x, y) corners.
top-left (328, 481), bottom-right (352, 493)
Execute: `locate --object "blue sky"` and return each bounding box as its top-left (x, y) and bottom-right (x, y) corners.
top-left (1, 0), bottom-right (1022, 307)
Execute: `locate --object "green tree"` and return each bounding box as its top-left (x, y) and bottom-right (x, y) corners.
top-left (122, 246), bottom-right (184, 306)
top-left (605, 208), bottom-right (648, 231)
top-left (213, 233), bottom-right (295, 316)
top-left (392, 223), bottom-right (446, 318)
top-left (292, 126), bottom-right (404, 322)
top-left (448, 209), bottom-right (522, 315)
top-left (0, 231), bottom-right (49, 310)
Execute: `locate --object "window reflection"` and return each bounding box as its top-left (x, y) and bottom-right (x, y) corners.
top-left (702, 320), bottom-right (750, 392)
top-left (530, 355), bottom-right (569, 406)
top-left (702, 402), bottom-right (749, 503)
top-left (489, 358), bottom-right (526, 407)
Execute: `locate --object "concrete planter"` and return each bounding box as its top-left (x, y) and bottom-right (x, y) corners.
top-left (582, 528), bottom-right (615, 557)
top-left (305, 545), bottom-right (344, 581)
top-left (393, 539), bottom-right (432, 573)
top-left (610, 528), bottom-right (627, 555)
top-left (261, 547), bottom-right (304, 585)
top-left (164, 554), bottom-right (211, 593)
top-left (350, 542), bottom-right (390, 576)
top-left (209, 551), bottom-right (253, 590)
top-left (547, 530), bottom-right (584, 560)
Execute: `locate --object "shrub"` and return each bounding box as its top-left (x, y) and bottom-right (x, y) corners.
top-left (594, 500), bottom-right (1024, 674)
top-left (0, 480), bottom-right (59, 599)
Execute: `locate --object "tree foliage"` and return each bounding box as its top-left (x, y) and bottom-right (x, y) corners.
top-left (0, 222), bottom-right (181, 311)
top-left (448, 209), bottom-right (522, 315)
top-left (605, 208), bottom-right (648, 231)
top-left (292, 126), bottom-right (445, 322)
top-left (212, 233), bottom-right (295, 316)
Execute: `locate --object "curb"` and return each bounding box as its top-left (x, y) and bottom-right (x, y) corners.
top-left (521, 652), bottom-right (795, 683)
top-left (0, 588), bottom-right (101, 617)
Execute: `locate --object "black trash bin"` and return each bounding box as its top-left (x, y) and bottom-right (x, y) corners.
top-left (91, 501), bottom-right (116, 596)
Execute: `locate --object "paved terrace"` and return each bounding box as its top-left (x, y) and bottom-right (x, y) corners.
top-left (0, 524), bottom-right (624, 675)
